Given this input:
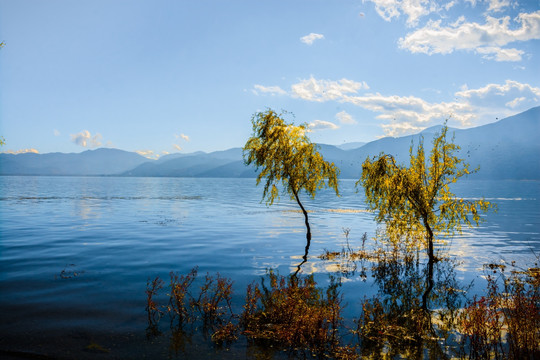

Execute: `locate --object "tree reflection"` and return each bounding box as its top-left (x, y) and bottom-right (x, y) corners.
top-left (144, 238), bottom-right (537, 358)
top-left (355, 242), bottom-right (469, 359)
top-left (292, 236), bottom-right (311, 278)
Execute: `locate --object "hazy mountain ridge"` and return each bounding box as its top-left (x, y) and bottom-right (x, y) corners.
top-left (1, 107), bottom-right (538, 179)
top-left (0, 148), bottom-right (149, 176)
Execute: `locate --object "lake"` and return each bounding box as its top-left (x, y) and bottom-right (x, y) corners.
top-left (0, 176), bottom-right (539, 359)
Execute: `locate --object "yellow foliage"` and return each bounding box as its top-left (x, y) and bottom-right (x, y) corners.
top-left (358, 125), bottom-right (495, 257)
top-left (243, 109), bottom-right (339, 207)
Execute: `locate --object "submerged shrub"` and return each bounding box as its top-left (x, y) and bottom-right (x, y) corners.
top-left (240, 270), bottom-right (345, 357)
top-left (168, 267), bottom-right (198, 327)
top-left (191, 272), bottom-right (234, 326)
top-left (144, 253), bottom-right (538, 359)
top-left (146, 276), bottom-right (165, 324)
top-left (458, 262), bottom-right (540, 359)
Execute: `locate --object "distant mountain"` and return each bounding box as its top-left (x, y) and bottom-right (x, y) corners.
top-left (336, 142), bottom-right (366, 151)
top-left (121, 148), bottom-right (244, 177)
top-left (333, 107), bottom-right (539, 180)
top-left (0, 148), bottom-right (149, 176)
top-left (1, 107), bottom-right (538, 180)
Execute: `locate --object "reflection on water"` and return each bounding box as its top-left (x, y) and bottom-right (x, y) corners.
top-left (356, 244), bottom-right (470, 359)
top-left (0, 176), bottom-right (539, 358)
top-left (140, 240), bottom-right (538, 359)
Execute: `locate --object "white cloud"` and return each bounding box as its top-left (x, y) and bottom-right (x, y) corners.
top-left (444, 1), bottom-right (456, 11)
top-left (308, 120), bottom-right (339, 130)
top-left (2, 148), bottom-right (39, 154)
top-left (486, 0), bottom-right (510, 13)
top-left (300, 33), bottom-right (325, 45)
top-left (505, 96), bottom-right (526, 108)
top-left (365, 0), bottom-right (440, 27)
top-left (53, 129), bottom-right (60, 136)
top-left (252, 84), bottom-right (287, 96)
top-left (455, 79), bottom-right (540, 107)
top-left (172, 133), bottom-right (190, 151)
top-left (381, 121), bottom-right (424, 137)
top-left (70, 130), bottom-right (103, 148)
top-left (398, 10), bottom-right (540, 61)
top-left (343, 92), bottom-right (475, 127)
top-left (291, 76), bottom-right (369, 102)
top-left (476, 46), bottom-right (524, 61)
top-left (335, 110), bottom-right (357, 124)
top-left (136, 150), bottom-right (160, 159)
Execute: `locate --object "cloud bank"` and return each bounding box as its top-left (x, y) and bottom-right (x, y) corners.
top-left (136, 150), bottom-right (160, 159)
top-left (254, 76), bottom-right (540, 137)
top-left (399, 11), bottom-right (540, 62)
top-left (2, 148), bottom-right (39, 154)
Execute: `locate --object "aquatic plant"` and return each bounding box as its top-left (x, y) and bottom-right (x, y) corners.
top-left (458, 261), bottom-right (540, 359)
top-left (144, 251), bottom-right (539, 359)
top-left (167, 267), bottom-right (198, 327)
top-left (145, 276), bottom-right (165, 328)
top-left (240, 270), bottom-right (346, 357)
top-left (191, 272), bottom-right (234, 326)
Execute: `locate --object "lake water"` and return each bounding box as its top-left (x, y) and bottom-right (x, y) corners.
top-left (0, 176), bottom-right (539, 359)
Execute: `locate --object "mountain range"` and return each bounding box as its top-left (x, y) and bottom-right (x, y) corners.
top-left (1, 106), bottom-right (539, 180)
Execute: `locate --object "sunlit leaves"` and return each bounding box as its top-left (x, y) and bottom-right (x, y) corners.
top-left (358, 125), bottom-right (495, 254)
top-left (243, 109), bottom-right (340, 206)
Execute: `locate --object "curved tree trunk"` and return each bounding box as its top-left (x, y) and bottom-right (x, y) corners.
top-left (292, 188), bottom-right (311, 278)
top-left (292, 188), bottom-right (311, 242)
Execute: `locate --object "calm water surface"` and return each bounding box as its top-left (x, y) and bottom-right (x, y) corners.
top-left (0, 176), bottom-right (538, 358)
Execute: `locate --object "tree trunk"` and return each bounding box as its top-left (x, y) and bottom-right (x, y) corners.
top-left (422, 218), bottom-right (435, 311)
top-left (292, 188), bottom-right (311, 242)
top-left (292, 188), bottom-right (311, 278)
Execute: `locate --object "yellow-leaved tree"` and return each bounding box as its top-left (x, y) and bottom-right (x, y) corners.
top-left (243, 109), bottom-right (340, 245)
top-left (358, 125), bottom-right (494, 308)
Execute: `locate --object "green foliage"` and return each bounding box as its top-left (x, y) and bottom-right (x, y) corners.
top-left (0, 136), bottom-right (5, 146)
top-left (243, 109), bottom-right (339, 207)
top-left (358, 125), bottom-right (494, 254)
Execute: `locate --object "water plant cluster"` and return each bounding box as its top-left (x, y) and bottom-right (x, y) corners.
top-left (145, 239), bottom-right (539, 359)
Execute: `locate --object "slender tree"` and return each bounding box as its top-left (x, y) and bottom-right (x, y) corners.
top-left (243, 109), bottom-right (340, 269)
top-left (358, 125), bottom-right (493, 309)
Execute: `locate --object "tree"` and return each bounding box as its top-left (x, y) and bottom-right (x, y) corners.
top-left (358, 125), bottom-right (493, 309)
top-left (243, 109), bottom-right (340, 270)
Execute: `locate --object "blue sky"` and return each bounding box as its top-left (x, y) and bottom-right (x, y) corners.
top-left (0, 0), bottom-right (539, 158)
